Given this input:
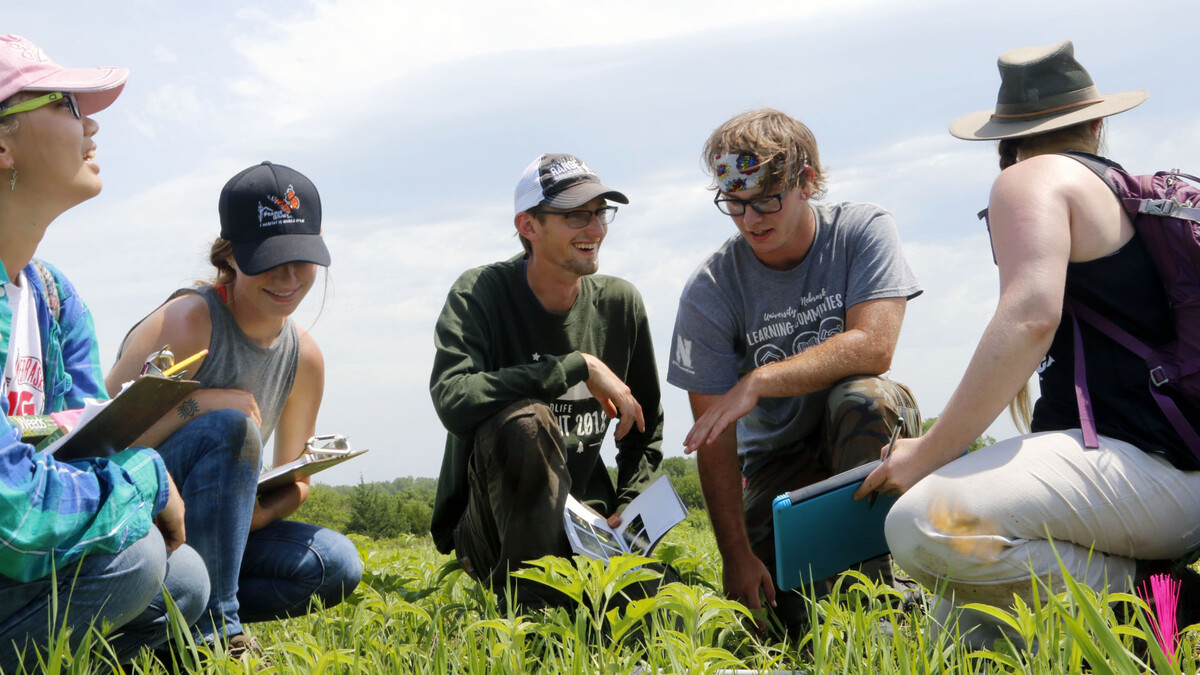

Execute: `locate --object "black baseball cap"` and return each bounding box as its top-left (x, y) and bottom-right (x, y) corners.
top-left (218, 161), bottom-right (331, 275)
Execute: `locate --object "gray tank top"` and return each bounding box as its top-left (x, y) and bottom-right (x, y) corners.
top-left (168, 285), bottom-right (300, 447)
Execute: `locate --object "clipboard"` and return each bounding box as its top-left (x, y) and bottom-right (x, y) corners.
top-left (772, 459), bottom-right (898, 591)
top-left (257, 448), bottom-right (368, 494)
top-left (47, 375), bottom-right (199, 461)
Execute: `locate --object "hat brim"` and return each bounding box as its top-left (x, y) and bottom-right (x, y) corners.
top-left (949, 90), bottom-right (1148, 141)
top-left (24, 66), bottom-right (129, 115)
top-left (231, 234), bottom-right (331, 276)
top-left (542, 182), bottom-right (629, 210)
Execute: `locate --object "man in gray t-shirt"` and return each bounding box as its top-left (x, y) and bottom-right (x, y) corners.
top-left (668, 108), bottom-right (922, 635)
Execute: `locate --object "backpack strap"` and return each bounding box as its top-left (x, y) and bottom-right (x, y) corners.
top-left (1060, 151), bottom-right (1200, 220)
top-left (1064, 302), bottom-right (1100, 449)
top-left (29, 259), bottom-right (61, 323)
top-left (1066, 296), bottom-right (1200, 458)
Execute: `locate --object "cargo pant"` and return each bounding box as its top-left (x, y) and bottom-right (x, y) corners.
top-left (452, 399), bottom-right (676, 611)
top-left (742, 375), bottom-right (920, 635)
top-left (452, 400), bottom-right (575, 609)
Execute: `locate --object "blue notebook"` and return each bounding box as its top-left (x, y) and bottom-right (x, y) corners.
top-left (772, 460), bottom-right (898, 591)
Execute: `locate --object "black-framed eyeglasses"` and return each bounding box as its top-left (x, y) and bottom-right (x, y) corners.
top-left (713, 192), bottom-right (785, 216)
top-left (0, 92), bottom-right (80, 120)
top-left (530, 205), bottom-right (618, 228)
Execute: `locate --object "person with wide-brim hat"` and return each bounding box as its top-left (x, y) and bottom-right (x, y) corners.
top-left (856, 40), bottom-right (1200, 649)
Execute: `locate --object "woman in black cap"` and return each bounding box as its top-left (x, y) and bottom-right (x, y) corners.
top-left (108, 162), bottom-right (361, 655)
top-left (857, 41), bottom-right (1200, 646)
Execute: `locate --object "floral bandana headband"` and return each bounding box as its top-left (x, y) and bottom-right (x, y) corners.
top-left (712, 153), bottom-right (766, 192)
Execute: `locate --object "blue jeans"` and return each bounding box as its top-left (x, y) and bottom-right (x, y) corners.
top-left (0, 528), bottom-right (208, 672)
top-left (158, 410), bottom-right (362, 637)
top-left (239, 520), bottom-right (363, 622)
top-left (157, 410), bottom-right (261, 640)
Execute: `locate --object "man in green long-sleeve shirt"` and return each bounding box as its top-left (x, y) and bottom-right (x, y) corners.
top-left (430, 153), bottom-right (664, 607)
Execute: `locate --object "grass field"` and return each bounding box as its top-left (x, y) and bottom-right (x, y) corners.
top-left (14, 511), bottom-right (1198, 674)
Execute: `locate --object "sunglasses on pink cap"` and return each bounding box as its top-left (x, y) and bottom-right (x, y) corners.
top-left (0, 92), bottom-right (80, 120)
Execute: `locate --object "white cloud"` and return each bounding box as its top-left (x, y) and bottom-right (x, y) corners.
top-left (150, 45), bottom-right (178, 64)
top-left (9, 0), bottom-right (1197, 482)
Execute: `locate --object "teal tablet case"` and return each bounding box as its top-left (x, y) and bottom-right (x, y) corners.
top-left (772, 460), bottom-right (899, 591)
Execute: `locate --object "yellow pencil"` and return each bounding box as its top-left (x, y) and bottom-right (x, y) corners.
top-left (161, 349), bottom-right (209, 377)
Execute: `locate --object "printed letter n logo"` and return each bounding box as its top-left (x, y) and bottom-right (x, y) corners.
top-left (675, 336), bottom-right (693, 369)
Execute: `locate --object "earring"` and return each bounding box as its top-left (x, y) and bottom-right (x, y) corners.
top-left (8, 168), bottom-right (15, 192)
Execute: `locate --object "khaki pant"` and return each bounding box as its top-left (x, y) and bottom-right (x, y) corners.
top-left (742, 376), bottom-right (921, 634)
top-left (887, 429), bottom-right (1200, 648)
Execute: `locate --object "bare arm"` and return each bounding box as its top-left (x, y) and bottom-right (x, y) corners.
top-left (250, 330), bottom-right (324, 531)
top-left (106, 293), bottom-right (261, 448)
top-left (858, 157), bottom-right (1078, 498)
top-left (685, 297), bottom-right (906, 452)
top-left (690, 392), bottom-right (775, 625)
top-left (581, 353), bottom-right (644, 440)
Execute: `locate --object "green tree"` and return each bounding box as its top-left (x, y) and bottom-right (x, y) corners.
top-left (346, 481), bottom-right (399, 539)
top-left (290, 483), bottom-right (351, 532)
top-left (660, 456), bottom-right (691, 479)
top-left (920, 415), bottom-right (996, 451)
top-left (673, 468), bottom-right (706, 511)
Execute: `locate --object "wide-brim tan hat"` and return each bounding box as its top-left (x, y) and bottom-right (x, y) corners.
top-left (950, 40), bottom-right (1147, 141)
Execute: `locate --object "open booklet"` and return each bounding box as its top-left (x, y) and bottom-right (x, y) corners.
top-left (562, 474), bottom-right (688, 561)
top-left (29, 375), bottom-right (199, 461)
top-left (257, 434), bottom-right (368, 494)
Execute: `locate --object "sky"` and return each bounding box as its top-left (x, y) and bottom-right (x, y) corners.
top-left (8, 0), bottom-right (1199, 484)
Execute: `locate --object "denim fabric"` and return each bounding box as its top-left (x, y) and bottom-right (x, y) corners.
top-left (238, 520), bottom-right (362, 622)
top-left (0, 528), bottom-right (207, 671)
top-left (109, 542), bottom-right (209, 661)
top-left (156, 409), bottom-right (261, 640)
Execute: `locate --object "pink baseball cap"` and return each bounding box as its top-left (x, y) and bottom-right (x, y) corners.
top-left (0, 35), bottom-right (128, 116)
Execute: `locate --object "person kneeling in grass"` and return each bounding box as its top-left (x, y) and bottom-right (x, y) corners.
top-left (0, 34), bottom-right (208, 671)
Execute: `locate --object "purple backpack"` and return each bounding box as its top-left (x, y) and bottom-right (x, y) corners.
top-left (1061, 152), bottom-right (1200, 458)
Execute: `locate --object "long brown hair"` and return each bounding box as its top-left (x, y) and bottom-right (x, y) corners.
top-left (996, 120), bottom-right (1103, 171)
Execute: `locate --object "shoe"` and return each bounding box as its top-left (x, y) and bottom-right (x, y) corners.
top-left (226, 633), bottom-right (264, 660)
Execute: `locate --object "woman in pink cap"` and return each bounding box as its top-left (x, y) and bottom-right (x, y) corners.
top-left (0, 35), bottom-right (208, 669)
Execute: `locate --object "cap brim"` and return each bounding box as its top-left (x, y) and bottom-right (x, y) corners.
top-left (542, 182), bottom-right (629, 209)
top-left (949, 90), bottom-right (1148, 140)
top-left (231, 234), bottom-right (331, 276)
top-left (24, 66), bottom-right (129, 115)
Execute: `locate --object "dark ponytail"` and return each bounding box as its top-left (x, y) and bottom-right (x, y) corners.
top-left (208, 238), bottom-right (236, 285)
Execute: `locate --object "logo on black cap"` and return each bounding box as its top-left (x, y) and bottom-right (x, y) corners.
top-left (258, 185), bottom-right (302, 226)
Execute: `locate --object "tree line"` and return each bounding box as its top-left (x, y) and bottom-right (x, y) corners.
top-left (291, 421), bottom-right (992, 539)
top-left (290, 456), bottom-right (706, 538)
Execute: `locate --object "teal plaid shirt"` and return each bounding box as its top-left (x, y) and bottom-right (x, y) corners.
top-left (0, 259), bottom-right (168, 583)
